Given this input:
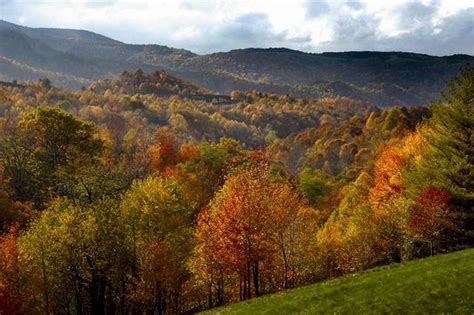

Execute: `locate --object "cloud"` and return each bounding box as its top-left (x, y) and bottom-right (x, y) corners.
top-left (0, 0), bottom-right (473, 55)
top-left (318, 11), bottom-right (382, 51)
top-left (395, 0), bottom-right (440, 30)
top-left (221, 13), bottom-right (278, 43)
top-left (171, 13), bottom-right (313, 53)
top-left (391, 7), bottom-right (474, 55)
top-left (306, 0), bottom-right (330, 17)
top-left (83, 0), bottom-right (116, 8)
top-left (316, 4), bottom-right (474, 56)
top-left (346, 1), bottom-right (364, 10)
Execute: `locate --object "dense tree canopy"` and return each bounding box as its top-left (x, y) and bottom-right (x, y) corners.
top-left (0, 66), bottom-right (472, 313)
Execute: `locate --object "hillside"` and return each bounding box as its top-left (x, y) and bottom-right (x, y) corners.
top-left (0, 20), bottom-right (192, 88)
top-left (0, 64), bottom-right (472, 315)
top-left (1, 20), bottom-right (473, 106)
top-left (88, 69), bottom-right (210, 97)
top-left (206, 249), bottom-right (474, 314)
top-left (183, 49), bottom-right (473, 106)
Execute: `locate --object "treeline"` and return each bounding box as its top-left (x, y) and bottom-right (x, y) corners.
top-left (0, 66), bottom-right (472, 314)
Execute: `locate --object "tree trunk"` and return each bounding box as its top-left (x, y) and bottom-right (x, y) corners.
top-left (217, 275), bottom-right (224, 306)
top-left (108, 282), bottom-right (116, 315)
top-left (253, 261), bottom-right (260, 297)
top-left (97, 276), bottom-right (106, 315)
top-left (120, 272), bottom-right (126, 315)
top-left (72, 267), bottom-right (83, 315)
top-left (208, 283), bottom-right (213, 308)
top-left (248, 272), bottom-right (252, 298)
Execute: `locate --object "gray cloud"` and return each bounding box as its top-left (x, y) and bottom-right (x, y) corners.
top-left (306, 0), bottom-right (330, 18)
top-left (395, 0), bottom-right (440, 29)
top-left (317, 6), bottom-right (474, 56)
top-left (346, 1), bottom-right (364, 10)
top-left (221, 13), bottom-right (276, 44)
top-left (177, 13), bottom-right (313, 53)
top-left (0, 0), bottom-right (472, 56)
top-left (83, 1), bottom-right (116, 8)
top-left (318, 11), bottom-right (381, 51)
top-left (179, 0), bottom-right (218, 12)
top-left (391, 8), bottom-right (474, 55)
top-left (0, 0), bottom-right (23, 23)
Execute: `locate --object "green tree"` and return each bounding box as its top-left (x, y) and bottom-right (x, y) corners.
top-left (175, 139), bottom-right (244, 211)
top-left (406, 65), bottom-right (474, 243)
top-left (422, 65), bottom-right (473, 201)
top-left (120, 176), bottom-right (193, 313)
top-left (298, 168), bottom-right (334, 207)
top-left (382, 107), bottom-right (406, 132)
top-left (1, 106), bottom-right (103, 205)
top-left (19, 198), bottom-right (129, 314)
top-left (19, 106), bottom-right (101, 170)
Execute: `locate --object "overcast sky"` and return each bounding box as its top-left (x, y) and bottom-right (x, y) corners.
top-left (1, 0), bottom-right (473, 55)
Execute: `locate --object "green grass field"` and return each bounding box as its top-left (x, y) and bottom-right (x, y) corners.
top-left (205, 249), bottom-right (474, 314)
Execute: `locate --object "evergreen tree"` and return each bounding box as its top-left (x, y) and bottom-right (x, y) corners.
top-left (422, 64), bottom-right (473, 241)
top-left (424, 64), bottom-right (473, 200)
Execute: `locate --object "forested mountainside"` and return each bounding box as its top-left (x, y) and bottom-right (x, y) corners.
top-left (1, 19), bottom-right (473, 106)
top-left (88, 69), bottom-right (210, 97)
top-left (0, 65), bottom-right (472, 314)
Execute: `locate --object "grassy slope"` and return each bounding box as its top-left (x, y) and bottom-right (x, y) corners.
top-left (206, 249), bottom-right (474, 314)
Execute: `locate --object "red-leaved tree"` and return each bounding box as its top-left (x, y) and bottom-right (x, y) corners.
top-left (409, 187), bottom-right (453, 255)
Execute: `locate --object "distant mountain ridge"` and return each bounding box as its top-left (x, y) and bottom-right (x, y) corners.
top-left (1, 19), bottom-right (473, 106)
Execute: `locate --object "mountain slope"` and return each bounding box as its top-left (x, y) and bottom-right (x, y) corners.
top-left (183, 49), bottom-right (473, 105)
top-left (205, 249), bottom-right (474, 314)
top-left (0, 29), bottom-right (120, 80)
top-left (0, 19), bottom-right (193, 63)
top-left (1, 20), bottom-right (473, 105)
top-left (89, 69), bottom-right (210, 97)
top-left (0, 20), bottom-right (192, 88)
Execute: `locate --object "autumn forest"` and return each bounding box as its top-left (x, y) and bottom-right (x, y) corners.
top-left (0, 60), bottom-right (471, 314)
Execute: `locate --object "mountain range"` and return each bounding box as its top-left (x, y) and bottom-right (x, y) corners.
top-left (1, 19), bottom-right (473, 106)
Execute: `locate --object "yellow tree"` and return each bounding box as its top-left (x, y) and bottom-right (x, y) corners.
top-left (120, 176), bottom-right (193, 314)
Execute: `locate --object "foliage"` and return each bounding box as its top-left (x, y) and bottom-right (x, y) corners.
top-left (420, 65), bottom-right (473, 201)
top-left (0, 225), bottom-right (30, 314)
top-left (192, 161), bottom-right (318, 307)
top-left (0, 67), bottom-right (471, 313)
top-left (298, 168), bottom-right (335, 206)
top-left (2, 21), bottom-right (472, 106)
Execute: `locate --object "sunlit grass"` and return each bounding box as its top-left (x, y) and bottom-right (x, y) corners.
top-left (205, 249), bottom-right (474, 314)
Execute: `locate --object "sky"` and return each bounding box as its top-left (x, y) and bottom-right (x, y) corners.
top-left (0, 0), bottom-right (473, 55)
